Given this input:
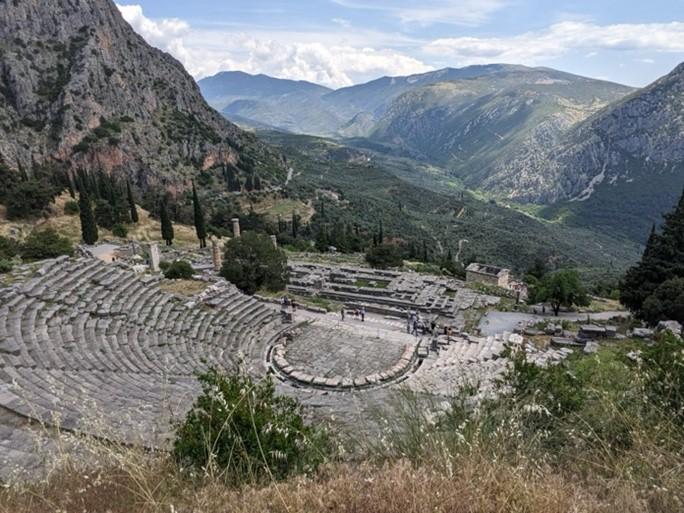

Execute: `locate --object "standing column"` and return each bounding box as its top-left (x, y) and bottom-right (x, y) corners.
top-left (211, 237), bottom-right (223, 272)
top-left (232, 218), bottom-right (241, 238)
top-left (147, 242), bottom-right (160, 272)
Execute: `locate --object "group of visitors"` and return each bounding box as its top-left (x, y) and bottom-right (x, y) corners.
top-left (341, 306), bottom-right (365, 322)
top-left (407, 311), bottom-right (452, 338)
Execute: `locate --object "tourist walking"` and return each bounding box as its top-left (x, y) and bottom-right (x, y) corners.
top-left (360, 307), bottom-right (365, 322)
top-left (341, 309), bottom-right (345, 321)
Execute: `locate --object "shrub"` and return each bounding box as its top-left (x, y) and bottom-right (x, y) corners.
top-left (163, 260), bottom-right (194, 280)
top-left (63, 200), bottom-right (80, 215)
top-left (0, 236), bottom-right (18, 260)
top-left (0, 259), bottom-right (12, 274)
top-left (19, 228), bottom-right (73, 260)
top-left (111, 223), bottom-right (128, 238)
top-left (174, 369), bottom-right (330, 483)
top-left (365, 244), bottom-right (403, 269)
top-left (220, 232), bottom-right (288, 295)
top-left (158, 260), bottom-right (171, 271)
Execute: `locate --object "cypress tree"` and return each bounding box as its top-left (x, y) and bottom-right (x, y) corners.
top-left (192, 181), bottom-right (207, 248)
top-left (78, 188), bottom-right (98, 245)
top-left (160, 199), bottom-right (174, 246)
top-left (245, 174), bottom-right (254, 192)
top-left (254, 174), bottom-right (262, 191)
top-left (291, 211), bottom-right (300, 239)
top-left (378, 220), bottom-right (384, 245)
top-left (126, 180), bottom-right (139, 223)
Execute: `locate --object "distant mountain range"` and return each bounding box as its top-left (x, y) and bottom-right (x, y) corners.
top-left (198, 65), bottom-right (556, 137)
top-left (200, 63), bottom-right (684, 244)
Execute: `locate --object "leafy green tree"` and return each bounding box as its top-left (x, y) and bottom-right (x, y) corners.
top-left (365, 244), bottom-right (404, 269)
top-left (20, 228), bottom-right (73, 260)
top-left (220, 232), bottom-right (288, 295)
top-left (192, 181), bottom-right (207, 248)
top-left (163, 260), bottom-right (194, 280)
top-left (78, 189), bottom-right (98, 245)
top-left (5, 179), bottom-right (57, 219)
top-left (160, 199), bottom-right (174, 246)
top-left (0, 260), bottom-right (12, 274)
top-left (529, 269), bottom-right (589, 316)
top-left (641, 278), bottom-right (684, 325)
top-left (174, 369), bottom-right (330, 482)
top-left (126, 180), bottom-right (139, 223)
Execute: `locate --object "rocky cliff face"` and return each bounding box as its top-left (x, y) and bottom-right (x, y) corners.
top-left (0, 0), bottom-right (284, 190)
top-left (486, 63), bottom-right (684, 204)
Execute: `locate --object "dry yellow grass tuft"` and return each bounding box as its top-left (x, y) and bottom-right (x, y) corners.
top-left (159, 279), bottom-right (209, 297)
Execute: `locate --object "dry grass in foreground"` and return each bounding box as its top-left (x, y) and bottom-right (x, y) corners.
top-left (0, 454), bottom-right (663, 513)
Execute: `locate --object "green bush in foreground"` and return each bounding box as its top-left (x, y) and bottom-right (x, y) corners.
top-left (19, 228), bottom-right (73, 261)
top-left (174, 369), bottom-right (331, 483)
top-left (163, 260), bottom-right (194, 280)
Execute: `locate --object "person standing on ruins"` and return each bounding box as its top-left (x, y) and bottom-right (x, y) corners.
top-left (361, 307), bottom-right (365, 322)
top-left (341, 309), bottom-right (345, 321)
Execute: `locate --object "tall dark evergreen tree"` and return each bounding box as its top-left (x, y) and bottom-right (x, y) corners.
top-left (192, 181), bottom-right (207, 248)
top-left (78, 188), bottom-right (98, 245)
top-left (291, 211), bottom-right (300, 239)
top-left (621, 188), bottom-right (684, 322)
top-left (126, 180), bottom-right (139, 223)
top-left (378, 220), bottom-right (384, 245)
top-left (160, 199), bottom-right (174, 246)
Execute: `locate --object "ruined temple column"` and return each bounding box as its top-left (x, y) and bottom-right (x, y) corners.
top-left (211, 237), bottom-right (223, 272)
top-left (270, 234), bottom-right (278, 248)
top-left (147, 242), bottom-right (160, 272)
top-left (232, 218), bottom-right (241, 238)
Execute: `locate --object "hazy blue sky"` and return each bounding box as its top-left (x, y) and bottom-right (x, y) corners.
top-left (117, 1), bottom-right (684, 88)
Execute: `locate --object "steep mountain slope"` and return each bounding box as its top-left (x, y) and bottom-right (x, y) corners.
top-left (0, 0), bottom-right (284, 190)
top-left (369, 67), bottom-right (632, 186)
top-left (488, 62), bottom-right (684, 243)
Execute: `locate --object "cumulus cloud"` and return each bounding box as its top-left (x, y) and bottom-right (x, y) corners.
top-left (424, 21), bottom-right (684, 64)
top-left (332, 0), bottom-right (508, 26)
top-left (116, 3), bottom-right (432, 87)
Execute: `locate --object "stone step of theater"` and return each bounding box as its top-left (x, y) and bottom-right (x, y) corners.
top-left (0, 256), bottom-right (285, 447)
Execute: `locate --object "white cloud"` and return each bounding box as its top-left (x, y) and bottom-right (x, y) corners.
top-left (116, 3), bottom-right (432, 87)
top-left (331, 0), bottom-right (508, 26)
top-left (424, 21), bottom-right (684, 65)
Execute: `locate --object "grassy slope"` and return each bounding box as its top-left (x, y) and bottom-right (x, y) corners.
top-left (0, 193), bottom-right (199, 247)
